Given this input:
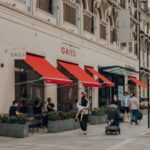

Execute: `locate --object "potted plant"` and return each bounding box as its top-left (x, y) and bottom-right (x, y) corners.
top-left (140, 105), bottom-right (148, 115)
top-left (89, 107), bottom-right (107, 125)
top-left (48, 111), bottom-right (79, 133)
top-left (0, 114), bottom-right (29, 138)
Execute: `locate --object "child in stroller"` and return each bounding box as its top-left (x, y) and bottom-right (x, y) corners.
top-left (105, 104), bottom-right (121, 135)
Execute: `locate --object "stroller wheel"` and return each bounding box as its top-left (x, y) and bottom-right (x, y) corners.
top-left (105, 129), bottom-right (108, 135)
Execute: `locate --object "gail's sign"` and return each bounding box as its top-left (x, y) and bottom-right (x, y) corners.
top-left (61, 47), bottom-right (76, 57)
top-left (4, 48), bottom-right (26, 60)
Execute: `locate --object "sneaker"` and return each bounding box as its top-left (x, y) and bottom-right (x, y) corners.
top-left (83, 131), bottom-right (87, 135)
top-left (80, 130), bottom-right (84, 135)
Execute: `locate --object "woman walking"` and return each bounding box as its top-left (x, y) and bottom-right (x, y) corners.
top-left (77, 91), bottom-right (89, 135)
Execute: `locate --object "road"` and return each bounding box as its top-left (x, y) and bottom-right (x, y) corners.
top-left (0, 116), bottom-right (150, 150)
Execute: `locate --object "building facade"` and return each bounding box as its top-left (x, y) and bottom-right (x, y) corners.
top-left (0, 0), bottom-right (147, 113)
top-left (139, 0), bottom-right (150, 101)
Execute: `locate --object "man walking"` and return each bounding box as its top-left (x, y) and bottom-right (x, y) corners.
top-left (77, 91), bottom-right (89, 135)
top-left (130, 93), bottom-right (139, 125)
top-left (123, 92), bottom-right (130, 120)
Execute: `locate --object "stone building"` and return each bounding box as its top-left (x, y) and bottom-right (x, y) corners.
top-left (139, 0), bottom-right (150, 100)
top-left (0, 0), bottom-right (148, 113)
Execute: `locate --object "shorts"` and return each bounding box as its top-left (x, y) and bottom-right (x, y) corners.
top-left (124, 107), bottom-right (129, 113)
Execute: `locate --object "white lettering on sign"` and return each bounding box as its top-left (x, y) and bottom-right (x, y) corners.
top-left (61, 47), bottom-right (76, 57)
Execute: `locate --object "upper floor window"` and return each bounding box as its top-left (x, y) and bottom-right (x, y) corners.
top-left (106, 9), bottom-right (116, 44)
top-left (17, 0), bottom-right (25, 3)
top-left (63, 3), bottom-right (77, 25)
top-left (120, 0), bottom-right (126, 8)
top-left (37, 0), bottom-right (53, 14)
top-left (100, 24), bottom-right (107, 40)
top-left (83, 0), bottom-right (95, 34)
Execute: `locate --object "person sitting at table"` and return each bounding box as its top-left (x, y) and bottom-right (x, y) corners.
top-left (47, 97), bottom-right (55, 112)
top-left (20, 100), bottom-right (28, 114)
top-left (9, 100), bottom-right (21, 117)
top-left (33, 99), bottom-right (43, 115)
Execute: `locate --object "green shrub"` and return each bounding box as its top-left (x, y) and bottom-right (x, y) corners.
top-left (8, 116), bottom-right (17, 124)
top-left (1, 116), bottom-right (8, 123)
top-left (140, 105), bottom-right (148, 109)
top-left (91, 107), bottom-right (107, 116)
top-left (65, 112), bottom-right (71, 119)
top-left (17, 114), bottom-right (27, 124)
top-left (59, 111), bottom-right (68, 120)
top-left (91, 109), bottom-right (99, 116)
top-left (48, 111), bottom-right (60, 121)
top-left (70, 111), bottom-right (77, 118)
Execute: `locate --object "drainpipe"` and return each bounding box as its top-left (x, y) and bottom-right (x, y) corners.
top-left (147, 19), bottom-right (150, 128)
top-left (138, 10), bottom-right (141, 101)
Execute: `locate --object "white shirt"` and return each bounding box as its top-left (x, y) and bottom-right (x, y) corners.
top-left (130, 97), bottom-right (139, 110)
top-left (77, 99), bottom-right (89, 114)
top-left (125, 96), bottom-right (129, 107)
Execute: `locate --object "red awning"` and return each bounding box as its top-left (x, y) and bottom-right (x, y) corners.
top-left (58, 61), bottom-right (101, 87)
top-left (25, 54), bottom-right (72, 85)
top-left (85, 66), bottom-right (115, 87)
top-left (129, 76), bottom-right (147, 89)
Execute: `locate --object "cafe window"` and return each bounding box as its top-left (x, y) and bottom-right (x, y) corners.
top-left (37, 0), bottom-right (53, 14)
top-left (57, 64), bottom-right (78, 111)
top-left (63, 3), bottom-right (76, 25)
top-left (15, 60), bottom-right (44, 106)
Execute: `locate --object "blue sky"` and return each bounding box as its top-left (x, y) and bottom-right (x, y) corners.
top-left (149, 0), bottom-right (150, 7)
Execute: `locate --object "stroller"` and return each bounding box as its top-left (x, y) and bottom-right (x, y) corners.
top-left (105, 104), bottom-right (121, 135)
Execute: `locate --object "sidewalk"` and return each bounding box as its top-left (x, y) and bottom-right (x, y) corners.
top-left (0, 115), bottom-right (149, 150)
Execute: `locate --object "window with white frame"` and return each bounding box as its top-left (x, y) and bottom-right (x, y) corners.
top-left (83, 0), bottom-right (95, 34)
top-left (63, 1), bottom-right (79, 25)
top-left (120, 0), bottom-right (126, 8)
top-left (16, 0), bottom-right (25, 3)
top-left (36, 0), bottom-right (53, 14)
top-left (107, 14), bottom-right (116, 44)
top-left (98, 6), bottom-right (107, 40)
top-left (26, 0), bottom-right (32, 12)
top-left (100, 23), bottom-right (107, 40)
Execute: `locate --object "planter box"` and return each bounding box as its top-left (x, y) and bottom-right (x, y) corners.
top-left (89, 115), bottom-right (107, 125)
top-left (48, 118), bottom-right (80, 133)
top-left (141, 109), bottom-right (147, 115)
top-left (0, 123), bottom-right (29, 138)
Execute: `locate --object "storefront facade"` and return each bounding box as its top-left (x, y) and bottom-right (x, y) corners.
top-left (0, 0), bottom-right (141, 113)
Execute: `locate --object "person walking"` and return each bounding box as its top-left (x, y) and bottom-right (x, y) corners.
top-left (123, 92), bottom-right (131, 120)
top-left (112, 95), bottom-right (121, 109)
top-left (77, 91), bottom-right (89, 135)
top-left (130, 93), bottom-right (139, 125)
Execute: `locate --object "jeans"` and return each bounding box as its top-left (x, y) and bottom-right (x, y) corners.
top-left (79, 114), bottom-right (88, 131)
top-left (131, 109), bottom-right (138, 123)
